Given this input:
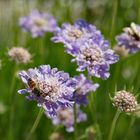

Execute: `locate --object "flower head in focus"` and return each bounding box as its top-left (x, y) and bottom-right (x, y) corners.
top-left (72, 74), bottom-right (99, 105)
top-left (18, 65), bottom-right (76, 117)
top-left (72, 41), bottom-right (118, 79)
top-left (49, 105), bottom-right (87, 132)
top-left (112, 90), bottom-right (138, 113)
top-left (116, 22), bottom-right (140, 54)
top-left (8, 47), bottom-right (31, 64)
top-left (19, 10), bottom-right (57, 38)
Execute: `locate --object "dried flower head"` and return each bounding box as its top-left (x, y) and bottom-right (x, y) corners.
top-left (49, 105), bottom-right (87, 132)
top-left (85, 126), bottom-right (97, 140)
top-left (112, 90), bottom-right (138, 112)
top-left (19, 10), bottom-right (57, 38)
top-left (8, 47), bottom-right (31, 64)
top-left (116, 22), bottom-right (140, 54)
top-left (49, 132), bottom-right (64, 140)
top-left (114, 45), bottom-right (129, 57)
top-left (18, 65), bottom-right (76, 117)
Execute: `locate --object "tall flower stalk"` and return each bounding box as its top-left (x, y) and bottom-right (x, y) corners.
top-left (108, 110), bottom-right (121, 140)
top-left (8, 64), bottom-right (18, 140)
top-left (26, 108), bottom-right (44, 140)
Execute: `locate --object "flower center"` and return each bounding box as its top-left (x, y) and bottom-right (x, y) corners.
top-left (82, 46), bottom-right (102, 64)
top-left (38, 82), bottom-right (58, 97)
top-left (33, 18), bottom-right (47, 27)
top-left (67, 28), bottom-right (83, 41)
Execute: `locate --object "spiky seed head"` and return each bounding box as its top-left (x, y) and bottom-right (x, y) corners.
top-left (8, 47), bottom-right (31, 64)
top-left (113, 90), bottom-right (137, 113)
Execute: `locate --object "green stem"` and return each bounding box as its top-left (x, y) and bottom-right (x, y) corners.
top-left (88, 75), bottom-right (102, 140)
top-left (108, 110), bottom-right (121, 140)
top-left (73, 103), bottom-right (77, 140)
top-left (8, 64), bottom-right (18, 140)
top-left (110, 0), bottom-right (118, 46)
top-left (26, 108), bottom-right (44, 140)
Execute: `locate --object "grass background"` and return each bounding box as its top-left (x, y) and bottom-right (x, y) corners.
top-left (0, 0), bottom-right (140, 140)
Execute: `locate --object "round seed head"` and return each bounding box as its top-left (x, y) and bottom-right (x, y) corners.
top-left (8, 47), bottom-right (31, 64)
top-left (113, 90), bottom-right (137, 112)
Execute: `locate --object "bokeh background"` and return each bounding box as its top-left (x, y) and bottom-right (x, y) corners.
top-left (0, 0), bottom-right (140, 140)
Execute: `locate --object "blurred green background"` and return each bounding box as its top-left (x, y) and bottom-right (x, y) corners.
top-left (0, 0), bottom-right (140, 140)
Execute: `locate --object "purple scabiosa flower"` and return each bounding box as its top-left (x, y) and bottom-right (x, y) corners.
top-left (18, 65), bottom-right (76, 117)
top-left (72, 74), bottom-right (99, 105)
top-left (116, 22), bottom-right (140, 54)
top-left (49, 105), bottom-right (87, 132)
top-left (52, 19), bottom-right (118, 79)
top-left (72, 41), bottom-right (119, 79)
top-left (19, 10), bottom-right (57, 38)
top-left (51, 19), bottom-right (101, 49)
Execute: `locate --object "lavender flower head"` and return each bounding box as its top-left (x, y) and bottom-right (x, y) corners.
top-left (19, 10), bottom-right (57, 38)
top-left (73, 74), bottom-right (99, 105)
top-left (52, 19), bottom-right (101, 51)
top-left (49, 105), bottom-right (87, 132)
top-left (18, 65), bottom-right (76, 117)
top-left (72, 40), bottom-right (118, 79)
top-left (116, 22), bottom-right (140, 54)
top-left (52, 20), bottom-right (118, 79)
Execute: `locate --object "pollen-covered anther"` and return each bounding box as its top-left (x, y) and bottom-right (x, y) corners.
top-left (113, 90), bottom-right (138, 112)
top-left (68, 29), bottom-right (83, 40)
top-left (82, 47), bottom-right (102, 62)
top-left (8, 47), bottom-right (31, 64)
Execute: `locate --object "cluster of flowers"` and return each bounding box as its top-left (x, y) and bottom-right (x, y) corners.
top-left (17, 10), bottom-right (140, 132)
top-left (18, 65), bottom-right (98, 132)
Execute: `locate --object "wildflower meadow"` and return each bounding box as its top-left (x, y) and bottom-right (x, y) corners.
top-left (1, 0), bottom-right (140, 140)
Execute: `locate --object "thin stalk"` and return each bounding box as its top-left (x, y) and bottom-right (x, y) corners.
top-left (88, 75), bottom-right (102, 140)
top-left (109, 0), bottom-right (118, 46)
top-left (8, 64), bottom-right (18, 140)
top-left (73, 103), bottom-right (77, 140)
top-left (87, 75), bottom-right (95, 122)
top-left (26, 108), bottom-right (44, 140)
top-left (108, 110), bottom-right (121, 140)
